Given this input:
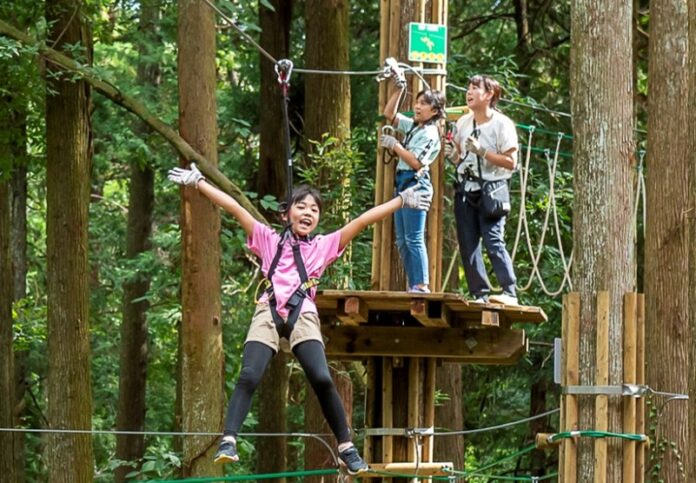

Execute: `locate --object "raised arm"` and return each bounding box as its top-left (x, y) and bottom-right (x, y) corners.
top-left (382, 89), bottom-right (403, 125)
top-left (168, 163), bottom-right (256, 236)
top-left (338, 187), bottom-right (431, 250)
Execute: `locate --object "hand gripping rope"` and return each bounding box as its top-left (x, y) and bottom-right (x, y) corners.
top-left (275, 59), bottom-right (294, 208)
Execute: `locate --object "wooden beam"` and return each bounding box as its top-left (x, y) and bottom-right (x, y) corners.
top-left (594, 292), bottom-right (609, 483)
top-left (407, 358), bottom-right (421, 463)
top-left (336, 297), bottom-right (368, 325)
top-left (382, 358), bottom-right (394, 467)
top-left (360, 462), bottom-right (454, 478)
top-left (422, 358), bottom-right (437, 462)
top-left (481, 310), bottom-right (500, 327)
top-left (562, 293), bottom-right (580, 483)
top-left (635, 294), bottom-right (646, 483)
top-left (364, 358), bottom-right (377, 464)
top-left (410, 299), bottom-right (449, 327)
top-left (323, 325), bottom-right (527, 361)
top-left (623, 293), bottom-right (637, 483)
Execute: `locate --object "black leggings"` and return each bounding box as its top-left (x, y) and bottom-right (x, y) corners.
top-left (223, 340), bottom-right (351, 443)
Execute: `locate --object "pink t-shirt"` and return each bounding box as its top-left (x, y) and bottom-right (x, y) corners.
top-left (247, 221), bottom-right (345, 318)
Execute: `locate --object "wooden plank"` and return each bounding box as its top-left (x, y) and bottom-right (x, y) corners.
top-left (562, 293), bottom-right (580, 483)
top-left (481, 310), bottom-right (499, 327)
top-left (407, 358), bottom-right (421, 463)
top-left (635, 294), bottom-right (646, 483)
top-left (364, 358), bottom-right (377, 464)
top-left (336, 297), bottom-right (368, 325)
top-left (323, 325), bottom-right (527, 361)
top-left (594, 291), bottom-right (609, 483)
top-left (623, 293), bottom-right (637, 483)
top-left (382, 357), bottom-right (394, 467)
top-left (422, 358), bottom-right (437, 462)
top-left (358, 462), bottom-right (454, 478)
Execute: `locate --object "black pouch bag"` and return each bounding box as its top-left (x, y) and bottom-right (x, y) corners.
top-left (480, 179), bottom-right (511, 220)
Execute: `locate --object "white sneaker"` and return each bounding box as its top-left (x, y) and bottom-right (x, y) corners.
top-left (488, 294), bottom-right (519, 306)
top-left (470, 296), bottom-right (489, 304)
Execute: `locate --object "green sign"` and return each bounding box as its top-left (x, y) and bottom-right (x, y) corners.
top-left (408, 22), bottom-right (447, 64)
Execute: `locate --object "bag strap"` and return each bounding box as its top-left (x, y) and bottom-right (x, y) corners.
top-left (473, 119), bottom-right (486, 185)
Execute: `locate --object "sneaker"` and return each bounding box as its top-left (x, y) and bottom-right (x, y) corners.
top-left (338, 446), bottom-right (369, 475)
top-left (488, 293), bottom-right (519, 306)
top-left (408, 286), bottom-right (431, 294)
top-left (214, 438), bottom-right (239, 464)
top-left (470, 295), bottom-right (489, 304)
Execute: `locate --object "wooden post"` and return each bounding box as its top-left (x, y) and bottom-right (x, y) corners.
top-left (562, 293), bottom-right (580, 483)
top-left (623, 293), bottom-right (638, 483)
top-left (594, 292), bottom-right (610, 483)
top-left (422, 358), bottom-right (437, 462)
top-left (407, 358), bottom-right (421, 464)
top-left (382, 357), bottom-right (394, 471)
top-left (635, 294), bottom-right (646, 482)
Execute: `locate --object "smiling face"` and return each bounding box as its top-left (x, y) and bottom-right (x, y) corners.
top-left (287, 193), bottom-right (321, 237)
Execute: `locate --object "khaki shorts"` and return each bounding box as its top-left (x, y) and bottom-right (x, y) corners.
top-left (245, 303), bottom-right (324, 353)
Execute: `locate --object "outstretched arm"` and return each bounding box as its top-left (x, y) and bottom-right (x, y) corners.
top-left (339, 196), bottom-right (403, 250)
top-left (168, 163), bottom-right (257, 236)
top-left (382, 89), bottom-right (402, 125)
top-left (338, 186), bottom-right (431, 250)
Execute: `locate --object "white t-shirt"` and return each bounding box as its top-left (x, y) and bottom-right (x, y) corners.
top-left (453, 111), bottom-right (518, 191)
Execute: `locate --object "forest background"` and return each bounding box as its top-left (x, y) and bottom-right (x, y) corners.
top-left (1, 0), bottom-right (693, 482)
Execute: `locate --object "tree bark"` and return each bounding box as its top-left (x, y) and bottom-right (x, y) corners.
top-left (0, 124), bottom-right (17, 483)
top-left (570, 0), bottom-right (635, 481)
top-left (0, 18), bottom-right (266, 224)
top-left (688, 1), bottom-right (696, 479)
top-left (255, 0), bottom-right (293, 476)
top-left (257, 0), bottom-right (293, 201)
top-left (45, 0), bottom-right (94, 480)
top-left (114, 2), bottom-right (160, 480)
top-left (177, 0), bottom-right (223, 476)
top-left (645, 0), bottom-right (690, 481)
top-left (434, 364), bottom-right (464, 469)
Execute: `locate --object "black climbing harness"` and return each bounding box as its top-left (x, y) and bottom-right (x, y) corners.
top-left (260, 228), bottom-right (319, 339)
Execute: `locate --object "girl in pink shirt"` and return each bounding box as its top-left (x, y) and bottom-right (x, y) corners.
top-left (168, 163), bottom-right (430, 474)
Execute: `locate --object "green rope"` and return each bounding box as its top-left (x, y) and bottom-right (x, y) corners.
top-left (139, 468), bottom-right (338, 483)
top-left (443, 443), bottom-right (537, 478)
top-left (459, 471), bottom-right (559, 481)
top-left (548, 430), bottom-right (647, 443)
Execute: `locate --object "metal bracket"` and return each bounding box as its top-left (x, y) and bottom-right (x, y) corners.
top-left (562, 384), bottom-right (647, 397)
top-left (364, 426), bottom-right (434, 438)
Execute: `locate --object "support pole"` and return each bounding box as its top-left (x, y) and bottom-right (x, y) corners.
top-left (594, 292), bottom-right (610, 482)
top-left (562, 293), bottom-right (580, 483)
top-left (623, 293), bottom-right (638, 482)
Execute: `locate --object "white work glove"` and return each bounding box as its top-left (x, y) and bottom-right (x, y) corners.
top-left (380, 134), bottom-right (401, 152)
top-left (398, 185), bottom-right (432, 211)
top-left (392, 71), bottom-right (406, 89)
top-left (444, 141), bottom-right (456, 161)
top-left (465, 136), bottom-right (487, 158)
top-left (167, 162), bottom-right (205, 188)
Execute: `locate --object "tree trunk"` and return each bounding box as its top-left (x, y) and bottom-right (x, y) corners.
top-left (433, 364), bottom-right (464, 469)
top-left (255, 0), bottom-right (293, 476)
top-left (0, 129), bottom-right (17, 482)
top-left (688, 1), bottom-right (696, 479)
top-left (257, 0), bottom-right (293, 201)
top-left (45, 0), bottom-right (94, 480)
top-left (114, 2), bottom-right (160, 480)
top-left (256, 353), bottom-right (289, 478)
top-left (177, 0), bottom-right (223, 476)
top-left (645, 0), bottom-right (690, 481)
top-left (513, 0), bottom-right (531, 92)
top-left (570, 0), bottom-right (635, 481)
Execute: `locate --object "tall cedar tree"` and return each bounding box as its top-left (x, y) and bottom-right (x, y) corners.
top-left (255, 0), bottom-right (293, 477)
top-left (570, 0), bottom-right (635, 481)
top-left (114, 1), bottom-right (159, 480)
top-left (177, 0), bottom-right (223, 476)
top-left (646, 0), bottom-right (690, 480)
top-left (45, 0), bottom-right (94, 479)
top-left (0, 141), bottom-right (16, 480)
top-left (302, 1), bottom-right (353, 479)
top-left (689, 0), bottom-right (696, 477)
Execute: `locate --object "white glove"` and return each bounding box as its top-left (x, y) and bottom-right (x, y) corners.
top-left (398, 185), bottom-right (432, 211)
top-left (392, 71), bottom-right (406, 89)
top-left (465, 136), bottom-right (487, 158)
top-left (444, 141), bottom-right (456, 160)
top-left (380, 134), bottom-right (401, 152)
top-left (167, 162), bottom-right (205, 188)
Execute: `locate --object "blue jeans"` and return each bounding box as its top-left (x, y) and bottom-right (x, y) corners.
top-left (454, 192), bottom-right (516, 297)
top-left (394, 170), bottom-right (432, 287)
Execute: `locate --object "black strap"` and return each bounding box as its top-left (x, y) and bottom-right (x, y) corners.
top-left (262, 229), bottom-right (314, 339)
top-left (473, 119), bottom-right (486, 185)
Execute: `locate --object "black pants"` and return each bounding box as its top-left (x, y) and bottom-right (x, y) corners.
top-left (223, 340), bottom-right (351, 443)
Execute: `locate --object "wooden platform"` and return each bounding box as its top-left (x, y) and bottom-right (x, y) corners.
top-left (316, 290), bottom-right (547, 364)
